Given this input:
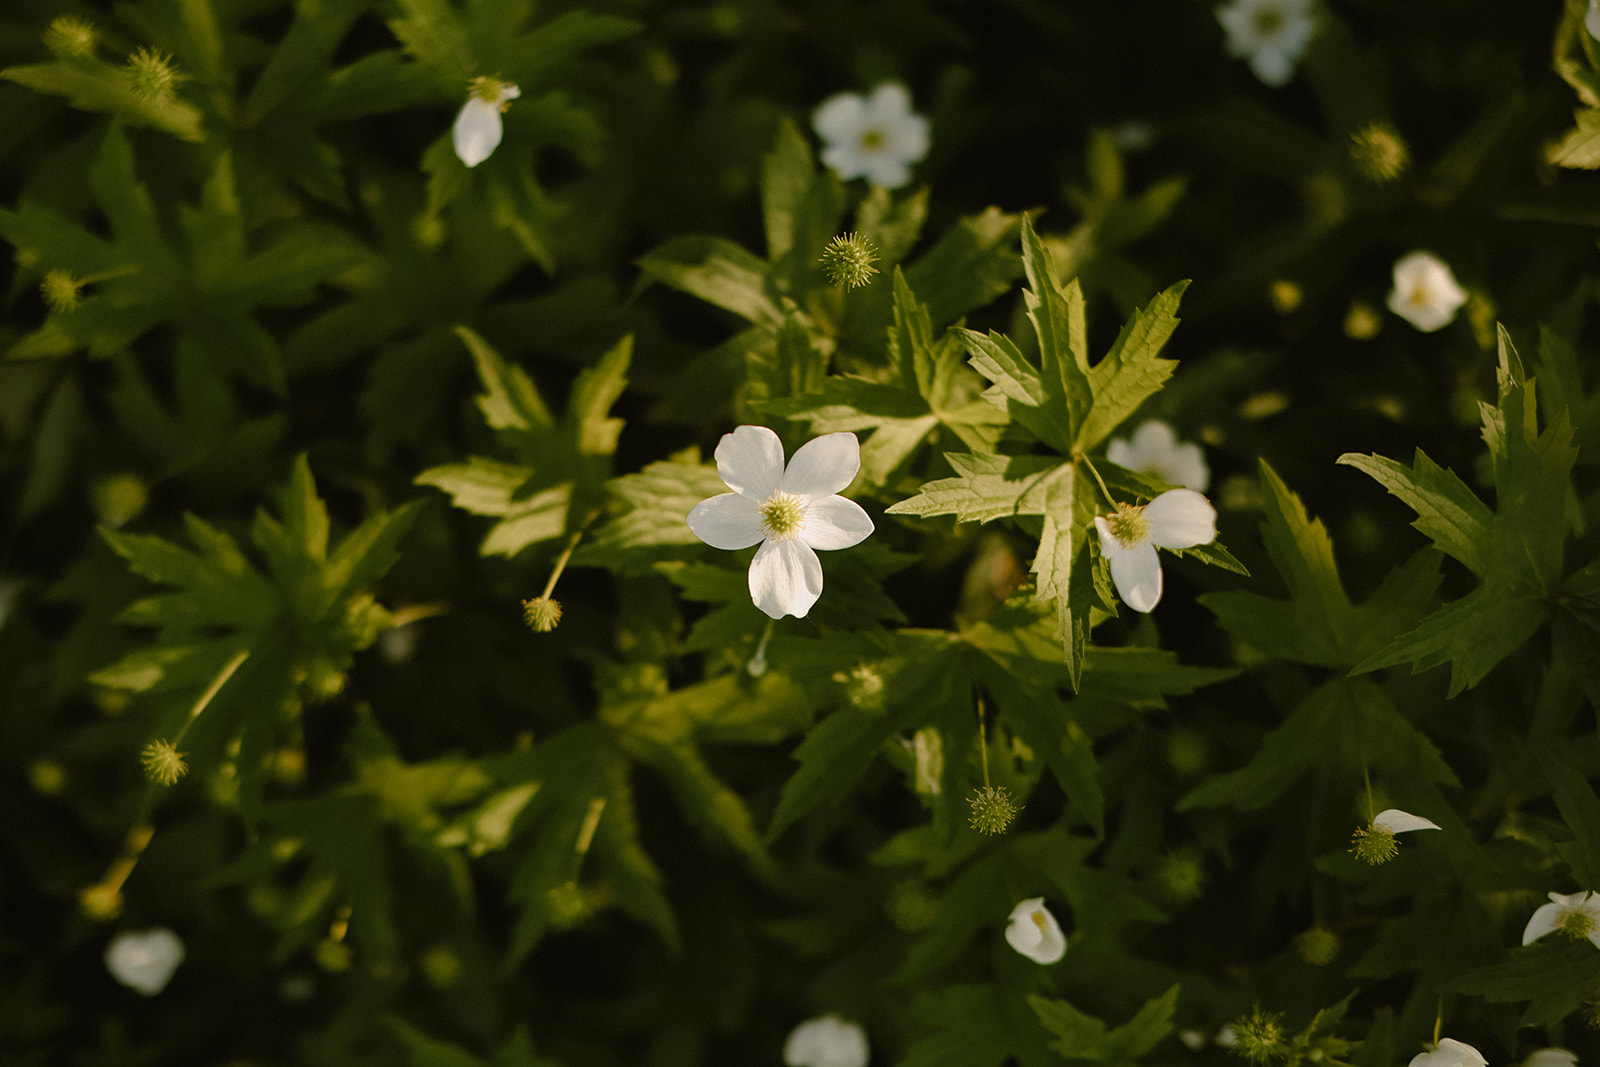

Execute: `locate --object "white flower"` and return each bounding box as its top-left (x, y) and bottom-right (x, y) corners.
top-left (1410, 1039), bottom-right (1488, 1067)
top-left (784, 1015), bottom-right (870, 1067)
top-left (105, 927), bottom-right (185, 995)
top-left (1522, 890), bottom-right (1600, 949)
top-left (812, 83), bottom-right (930, 189)
top-left (453, 78), bottom-right (521, 168)
top-left (1092, 489), bottom-right (1217, 614)
top-left (1588, 0), bottom-right (1600, 41)
top-left (1004, 897), bottom-right (1067, 964)
top-left (1524, 1050), bottom-right (1578, 1067)
top-left (1216, 0), bottom-right (1316, 87)
top-left (686, 426), bottom-right (874, 620)
top-left (1107, 421), bottom-right (1210, 492)
top-left (1387, 251), bottom-right (1468, 333)
top-left (1350, 808), bottom-right (1441, 864)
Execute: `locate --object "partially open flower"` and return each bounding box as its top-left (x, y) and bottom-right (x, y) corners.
top-left (784, 1014), bottom-right (870, 1067)
top-left (1350, 808), bottom-right (1440, 865)
top-left (1005, 897), bottom-right (1066, 964)
top-left (454, 77), bottom-right (521, 168)
top-left (105, 927), bottom-right (185, 995)
top-left (812, 83), bottom-right (930, 189)
top-left (1387, 251), bottom-right (1467, 333)
top-left (1107, 421), bottom-right (1210, 492)
top-left (1410, 1039), bottom-right (1488, 1067)
top-left (1216, 0), bottom-right (1316, 87)
top-left (686, 426), bottom-right (873, 619)
top-left (1093, 489), bottom-right (1218, 613)
top-left (1523, 891), bottom-right (1600, 949)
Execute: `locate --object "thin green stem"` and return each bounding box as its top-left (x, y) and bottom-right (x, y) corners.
top-left (1079, 455), bottom-right (1115, 509)
top-left (977, 697), bottom-right (992, 789)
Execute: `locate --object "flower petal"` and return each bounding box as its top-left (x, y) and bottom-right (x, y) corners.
top-left (1371, 809), bottom-right (1442, 834)
top-left (1005, 898), bottom-right (1067, 965)
top-left (715, 425), bottom-right (786, 500)
top-left (1096, 520), bottom-right (1163, 613)
top-left (453, 99), bottom-right (504, 168)
top-left (812, 93), bottom-right (867, 145)
top-left (687, 493), bottom-right (766, 550)
top-left (782, 432), bottom-right (861, 498)
top-left (784, 1014), bottom-right (869, 1067)
top-left (1143, 488), bottom-right (1217, 549)
top-left (749, 537), bottom-right (823, 619)
top-left (799, 495), bottom-right (873, 550)
top-left (1522, 901), bottom-right (1563, 946)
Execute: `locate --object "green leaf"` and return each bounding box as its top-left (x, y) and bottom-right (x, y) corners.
top-left (1, 61), bottom-right (204, 141)
top-left (885, 453), bottom-right (1070, 522)
top-left (1536, 745), bottom-right (1600, 891)
top-left (1548, 108), bottom-right (1600, 168)
top-left (1029, 984), bottom-right (1179, 1064)
top-left (1349, 585), bottom-right (1546, 697)
top-left (1336, 451), bottom-right (1492, 576)
top-left (579, 460), bottom-right (732, 569)
top-left (1074, 280), bottom-right (1188, 451)
top-left (636, 236), bottom-right (780, 324)
top-left (1443, 940), bottom-right (1600, 1027)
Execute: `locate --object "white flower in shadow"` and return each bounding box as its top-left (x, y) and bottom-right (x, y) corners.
top-left (812, 84), bottom-right (930, 189)
top-left (1216, 0), bottom-right (1316, 87)
top-left (1523, 890), bottom-right (1600, 949)
top-left (1387, 251), bottom-right (1467, 332)
top-left (1005, 897), bottom-right (1067, 964)
top-left (1108, 421), bottom-right (1210, 492)
top-left (454, 78), bottom-right (521, 167)
top-left (105, 928), bottom-right (185, 995)
top-left (784, 1014), bottom-right (869, 1067)
top-left (687, 426), bottom-right (873, 620)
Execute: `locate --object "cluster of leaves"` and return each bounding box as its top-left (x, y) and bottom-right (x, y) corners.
top-left (3, 0), bottom-right (1600, 1066)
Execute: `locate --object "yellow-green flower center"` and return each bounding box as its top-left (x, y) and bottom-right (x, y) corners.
top-left (1560, 905), bottom-right (1596, 941)
top-left (858, 127), bottom-right (888, 152)
top-left (1350, 824), bottom-right (1398, 865)
top-left (759, 492), bottom-right (805, 540)
top-left (1251, 6), bottom-right (1286, 36)
top-left (1103, 503), bottom-right (1150, 548)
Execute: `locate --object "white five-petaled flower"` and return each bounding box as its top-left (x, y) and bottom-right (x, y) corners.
top-left (453, 77), bottom-right (521, 168)
top-left (105, 927), bottom-right (185, 995)
top-left (812, 83), bottom-right (930, 190)
top-left (1387, 251), bottom-right (1468, 333)
top-left (1216, 0), bottom-right (1316, 87)
top-left (1092, 489), bottom-right (1217, 614)
top-left (1107, 421), bottom-right (1211, 492)
top-left (1005, 897), bottom-right (1067, 964)
top-left (686, 426), bottom-right (874, 620)
top-left (1410, 1039), bottom-right (1488, 1067)
top-left (1522, 890), bottom-right (1600, 949)
top-left (784, 1014), bottom-right (870, 1067)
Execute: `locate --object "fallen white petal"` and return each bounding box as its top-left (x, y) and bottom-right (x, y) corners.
top-left (749, 537), bottom-right (823, 619)
top-left (715, 425), bottom-right (785, 500)
top-left (686, 492), bottom-right (766, 550)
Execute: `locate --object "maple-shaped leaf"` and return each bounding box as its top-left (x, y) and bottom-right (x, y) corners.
top-left (1339, 327), bottom-right (1579, 694)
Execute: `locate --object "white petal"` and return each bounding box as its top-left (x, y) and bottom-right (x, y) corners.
top-left (782, 432), bottom-right (861, 498)
top-left (784, 1014), bottom-right (869, 1067)
top-left (1387, 252), bottom-right (1467, 333)
top-left (1589, 0), bottom-right (1600, 40)
top-left (1143, 489), bottom-right (1217, 549)
top-left (1096, 517), bottom-right (1164, 613)
top-left (749, 537), bottom-right (823, 619)
top-left (1371, 809), bottom-right (1442, 834)
top-left (453, 98), bottom-right (504, 168)
top-left (799, 495), bottom-right (873, 550)
top-left (862, 157), bottom-right (913, 190)
top-left (865, 82), bottom-right (913, 120)
top-left (812, 93), bottom-right (867, 145)
top-left (687, 493), bottom-right (766, 550)
top-left (715, 425), bottom-right (786, 500)
top-left (1005, 898), bottom-right (1067, 964)
top-left (1251, 48), bottom-right (1297, 87)
top-left (1522, 901), bottom-right (1563, 946)
top-left (105, 928), bottom-right (185, 996)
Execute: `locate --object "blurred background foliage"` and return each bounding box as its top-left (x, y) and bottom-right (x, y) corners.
top-left (3, 0), bottom-right (1600, 1064)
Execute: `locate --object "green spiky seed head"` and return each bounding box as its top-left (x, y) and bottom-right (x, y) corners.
top-left (968, 785), bottom-right (1022, 835)
top-left (41, 270), bottom-right (84, 312)
top-left (141, 739), bottom-right (188, 786)
top-left (819, 232), bottom-right (880, 289)
top-left (45, 16), bottom-right (96, 58)
top-left (523, 596), bottom-right (563, 632)
top-left (1350, 823), bottom-right (1398, 865)
top-left (1350, 122), bottom-right (1409, 183)
top-left (1297, 926), bottom-right (1339, 965)
top-left (125, 47), bottom-right (182, 102)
